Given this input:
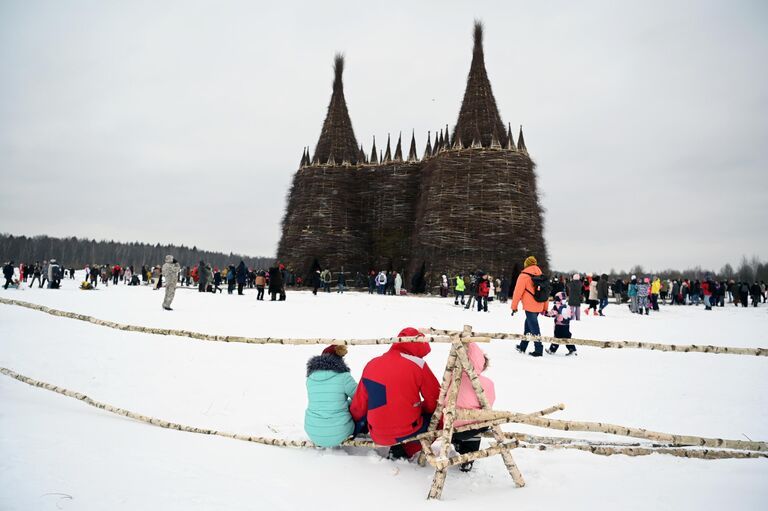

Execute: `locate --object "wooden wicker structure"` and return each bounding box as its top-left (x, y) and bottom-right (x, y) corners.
top-left (278, 22), bottom-right (548, 281)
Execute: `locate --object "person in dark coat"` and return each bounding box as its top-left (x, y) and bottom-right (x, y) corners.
top-left (268, 266), bottom-right (284, 301)
top-left (226, 264), bottom-right (236, 294)
top-left (499, 276), bottom-right (510, 303)
top-left (597, 273), bottom-right (609, 315)
top-left (2, 261), bottom-right (14, 289)
top-left (236, 260), bottom-right (247, 295)
top-left (568, 274), bottom-right (582, 321)
top-left (197, 260), bottom-right (207, 292)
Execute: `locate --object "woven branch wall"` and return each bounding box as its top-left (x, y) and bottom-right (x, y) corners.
top-left (277, 164), bottom-right (368, 279)
top-left (277, 146), bottom-right (548, 282)
top-left (408, 147), bottom-right (548, 279)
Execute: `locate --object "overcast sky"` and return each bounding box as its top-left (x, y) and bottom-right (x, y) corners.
top-left (1, 0), bottom-right (766, 271)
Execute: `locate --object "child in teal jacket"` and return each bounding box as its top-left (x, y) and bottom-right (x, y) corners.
top-left (304, 345), bottom-right (358, 447)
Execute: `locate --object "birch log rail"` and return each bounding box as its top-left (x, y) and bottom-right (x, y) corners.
top-left (2, 298), bottom-right (765, 356)
top-left (455, 409), bottom-right (768, 452)
top-left (422, 326), bottom-right (768, 357)
top-left (0, 297), bottom-right (462, 346)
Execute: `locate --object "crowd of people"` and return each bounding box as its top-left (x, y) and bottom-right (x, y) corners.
top-left (2, 260), bottom-right (69, 290)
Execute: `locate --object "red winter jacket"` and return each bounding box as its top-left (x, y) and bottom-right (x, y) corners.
top-left (477, 280), bottom-right (489, 297)
top-left (350, 342), bottom-right (440, 446)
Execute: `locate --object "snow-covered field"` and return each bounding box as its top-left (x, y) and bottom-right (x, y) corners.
top-left (1, 275), bottom-right (767, 510)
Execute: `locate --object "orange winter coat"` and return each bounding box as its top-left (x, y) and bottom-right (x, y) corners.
top-left (511, 265), bottom-right (548, 313)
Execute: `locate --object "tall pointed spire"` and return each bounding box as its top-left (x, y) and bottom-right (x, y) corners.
top-left (506, 123), bottom-right (516, 151)
top-left (437, 130), bottom-right (444, 153)
top-left (517, 125), bottom-right (528, 154)
top-left (383, 134), bottom-right (392, 162)
top-left (490, 127), bottom-right (501, 149)
top-left (432, 129), bottom-right (439, 156)
top-left (358, 144), bottom-right (366, 164)
top-left (393, 132), bottom-right (403, 161)
top-left (312, 54), bottom-right (359, 165)
top-left (300, 147), bottom-right (307, 168)
top-left (407, 130), bottom-right (418, 161)
top-left (424, 131), bottom-right (432, 159)
top-left (370, 136), bottom-right (378, 164)
top-left (444, 124), bottom-right (450, 148)
top-left (452, 131), bottom-right (463, 149)
top-left (470, 124), bottom-right (482, 149)
top-left (453, 21), bottom-right (508, 149)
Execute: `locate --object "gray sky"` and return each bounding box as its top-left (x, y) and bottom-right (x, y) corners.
top-left (1, 0), bottom-right (766, 272)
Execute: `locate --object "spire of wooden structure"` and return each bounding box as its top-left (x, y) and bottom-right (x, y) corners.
top-left (299, 147), bottom-right (307, 168)
top-left (370, 136), bottom-right (378, 164)
top-left (437, 130), bottom-right (445, 153)
top-left (424, 131), bottom-right (432, 159)
top-left (408, 130), bottom-right (418, 162)
top-left (444, 124), bottom-right (450, 148)
top-left (453, 21), bottom-right (508, 149)
top-left (470, 124), bottom-right (482, 149)
top-left (312, 54), bottom-right (360, 165)
top-left (358, 144), bottom-right (366, 164)
top-left (490, 127), bottom-right (501, 149)
top-left (517, 125), bottom-right (528, 154)
top-left (383, 134), bottom-right (392, 162)
top-left (452, 131), bottom-right (464, 149)
top-left (506, 123), bottom-right (516, 151)
top-left (393, 132), bottom-right (403, 162)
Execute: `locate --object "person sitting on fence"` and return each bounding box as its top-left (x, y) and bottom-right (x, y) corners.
top-left (304, 344), bottom-right (360, 447)
top-left (350, 327), bottom-right (440, 460)
top-left (444, 342), bottom-right (495, 472)
top-left (545, 292), bottom-right (577, 356)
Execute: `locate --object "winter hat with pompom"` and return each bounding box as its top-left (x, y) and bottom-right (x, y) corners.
top-left (397, 327), bottom-right (425, 339)
top-left (524, 256), bottom-right (537, 267)
top-left (322, 345), bottom-right (348, 357)
top-left (573, 273), bottom-right (581, 280)
top-left (644, 277), bottom-right (650, 283)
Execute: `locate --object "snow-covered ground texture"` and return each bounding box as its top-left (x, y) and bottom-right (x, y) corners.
top-left (1, 275), bottom-right (767, 510)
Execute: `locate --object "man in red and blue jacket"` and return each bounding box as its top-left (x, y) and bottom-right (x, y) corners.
top-left (350, 327), bottom-right (441, 459)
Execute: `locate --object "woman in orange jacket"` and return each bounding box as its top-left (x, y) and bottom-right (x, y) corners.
top-left (511, 256), bottom-right (549, 357)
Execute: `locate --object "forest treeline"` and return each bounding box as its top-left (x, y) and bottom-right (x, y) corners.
top-left (0, 234), bottom-right (275, 269)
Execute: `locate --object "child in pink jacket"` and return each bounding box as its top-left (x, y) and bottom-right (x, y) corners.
top-left (442, 342), bottom-right (495, 471)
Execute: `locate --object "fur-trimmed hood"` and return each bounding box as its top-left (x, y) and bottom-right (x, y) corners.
top-left (306, 354), bottom-right (350, 378)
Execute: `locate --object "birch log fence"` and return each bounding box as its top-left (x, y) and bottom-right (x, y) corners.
top-left (1, 297), bottom-right (766, 356)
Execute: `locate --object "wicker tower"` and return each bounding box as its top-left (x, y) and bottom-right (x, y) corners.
top-left (408, 22), bottom-right (548, 279)
top-left (277, 55), bottom-right (368, 278)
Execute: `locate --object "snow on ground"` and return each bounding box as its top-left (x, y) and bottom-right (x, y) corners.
top-left (1, 275), bottom-right (767, 510)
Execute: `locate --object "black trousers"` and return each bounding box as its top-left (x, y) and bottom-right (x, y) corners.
top-left (3, 277), bottom-right (12, 289)
top-left (257, 286), bottom-right (264, 300)
top-left (451, 428), bottom-right (488, 454)
top-left (476, 296), bottom-right (487, 312)
top-left (237, 283), bottom-right (244, 295)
